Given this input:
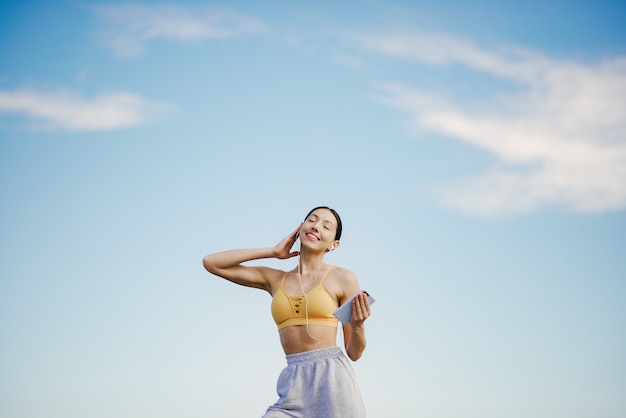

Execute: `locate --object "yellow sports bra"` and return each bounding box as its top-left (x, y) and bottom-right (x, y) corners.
top-left (271, 265), bottom-right (339, 330)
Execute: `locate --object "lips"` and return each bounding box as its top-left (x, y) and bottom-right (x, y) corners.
top-left (305, 232), bottom-right (320, 241)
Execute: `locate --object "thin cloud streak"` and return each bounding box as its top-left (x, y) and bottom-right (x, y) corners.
top-left (347, 31), bottom-right (626, 214)
top-left (0, 89), bottom-right (170, 131)
top-left (93, 4), bottom-right (269, 57)
top-left (346, 31), bottom-right (556, 84)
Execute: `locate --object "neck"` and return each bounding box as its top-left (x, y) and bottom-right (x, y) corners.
top-left (297, 249), bottom-right (327, 275)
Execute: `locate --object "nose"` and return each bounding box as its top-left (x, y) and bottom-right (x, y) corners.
top-left (310, 221), bottom-right (321, 232)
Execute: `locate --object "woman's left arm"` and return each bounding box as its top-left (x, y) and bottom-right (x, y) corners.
top-left (343, 291), bottom-right (371, 361)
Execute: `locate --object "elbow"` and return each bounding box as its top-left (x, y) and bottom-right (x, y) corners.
top-left (346, 344), bottom-right (365, 361)
top-left (202, 255), bottom-right (217, 274)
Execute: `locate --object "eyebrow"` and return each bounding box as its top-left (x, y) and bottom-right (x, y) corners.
top-left (308, 213), bottom-right (336, 227)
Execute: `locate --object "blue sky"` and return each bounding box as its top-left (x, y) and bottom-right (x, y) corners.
top-left (1, 1), bottom-right (625, 417)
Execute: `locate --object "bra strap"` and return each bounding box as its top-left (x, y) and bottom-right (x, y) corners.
top-left (319, 265), bottom-right (334, 285)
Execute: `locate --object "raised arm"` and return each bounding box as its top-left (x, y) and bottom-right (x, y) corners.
top-left (202, 224), bottom-right (301, 293)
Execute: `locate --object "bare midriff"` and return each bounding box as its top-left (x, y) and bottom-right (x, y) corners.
top-left (279, 324), bottom-right (339, 355)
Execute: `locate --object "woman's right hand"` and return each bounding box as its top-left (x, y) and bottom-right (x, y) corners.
top-left (273, 223), bottom-right (302, 259)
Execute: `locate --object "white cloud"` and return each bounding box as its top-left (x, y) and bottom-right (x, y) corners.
top-left (92, 4), bottom-right (269, 57)
top-left (0, 88), bottom-right (170, 131)
top-left (346, 31), bottom-right (626, 214)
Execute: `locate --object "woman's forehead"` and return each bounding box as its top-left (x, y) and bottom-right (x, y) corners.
top-left (308, 208), bottom-right (337, 225)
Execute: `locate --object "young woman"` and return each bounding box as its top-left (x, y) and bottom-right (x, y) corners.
top-left (203, 206), bottom-right (371, 417)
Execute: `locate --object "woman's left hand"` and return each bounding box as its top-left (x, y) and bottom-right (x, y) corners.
top-left (349, 292), bottom-right (371, 326)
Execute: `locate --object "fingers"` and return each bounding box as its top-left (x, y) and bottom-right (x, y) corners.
top-left (291, 223), bottom-right (303, 239)
top-left (351, 293), bottom-right (371, 322)
top-left (274, 224), bottom-right (303, 259)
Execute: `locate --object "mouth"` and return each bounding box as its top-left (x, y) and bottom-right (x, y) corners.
top-left (305, 232), bottom-right (320, 241)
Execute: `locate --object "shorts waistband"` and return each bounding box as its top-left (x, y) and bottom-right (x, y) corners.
top-left (285, 347), bottom-right (344, 365)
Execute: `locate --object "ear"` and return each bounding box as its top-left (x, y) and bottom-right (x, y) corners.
top-left (328, 240), bottom-right (340, 252)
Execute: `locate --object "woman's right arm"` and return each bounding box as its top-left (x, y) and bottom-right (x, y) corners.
top-left (202, 224), bottom-right (301, 292)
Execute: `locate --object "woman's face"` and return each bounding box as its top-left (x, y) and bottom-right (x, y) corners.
top-left (299, 208), bottom-right (339, 252)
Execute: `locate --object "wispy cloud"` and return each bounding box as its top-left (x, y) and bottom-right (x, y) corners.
top-left (0, 88), bottom-right (170, 131)
top-left (92, 3), bottom-right (269, 57)
top-left (344, 31), bottom-right (626, 214)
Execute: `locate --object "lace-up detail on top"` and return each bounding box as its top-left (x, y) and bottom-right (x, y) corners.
top-left (289, 296), bottom-right (304, 314)
top-left (271, 266), bottom-right (339, 330)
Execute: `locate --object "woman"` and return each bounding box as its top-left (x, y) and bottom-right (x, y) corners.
top-left (203, 206), bottom-right (371, 417)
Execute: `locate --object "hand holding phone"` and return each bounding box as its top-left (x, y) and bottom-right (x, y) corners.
top-left (333, 291), bottom-right (375, 324)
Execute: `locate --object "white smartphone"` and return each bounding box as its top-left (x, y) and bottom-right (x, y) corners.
top-left (333, 291), bottom-right (375, 324)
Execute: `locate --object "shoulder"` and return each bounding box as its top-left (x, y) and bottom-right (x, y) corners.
top-left (331, 265), bottom-right (358, 284)
top-left (258, 266), bottom-right (290, 282)
top-left (328, 266), bottom-right (360, 300)
top-left (260, 266), bottom-right (292, 294)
